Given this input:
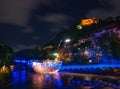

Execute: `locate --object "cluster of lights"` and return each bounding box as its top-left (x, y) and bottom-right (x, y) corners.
top-left (0, 65), bottom-right (9, 74)
top-left (32, 60), bottom-right (62, 74)
top-left (61, 64), bottom-right (120, 70)
top-left (81, 17), bottom-right (98, 26)
top-left (76, 17), bottom-right (99, 30)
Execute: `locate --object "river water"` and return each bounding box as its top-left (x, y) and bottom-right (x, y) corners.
top-left (5, 70), bottom-right (120, 89)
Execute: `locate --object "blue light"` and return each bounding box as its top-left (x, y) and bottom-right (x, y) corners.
top-left (11, 71), bottom-right (27, 84)
top-left (71, 80), bottom-right (76, 84)
top-left (14, 60), bottom-right (20, 62)
top-left (14, 58), bottom-right (39, 64)
top-left (21, 60), bottom-right (27, 63)
top-left (61, 64), bottom-right (120, 71)
top-left (77, 81), bottom-right (81, 85)
top-left (57, 80), bottom-right (63, 88)
top-left (45, 74), bottom-right (51, 79)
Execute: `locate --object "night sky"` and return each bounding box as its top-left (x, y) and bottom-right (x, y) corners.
top-left (0, 0), bottom-right (120, 52)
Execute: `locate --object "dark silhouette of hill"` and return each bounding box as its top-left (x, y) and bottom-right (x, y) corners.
top-left (15, 16), bottom-right (120, 59)
top-left (45, 16), bottom-right (120, 47)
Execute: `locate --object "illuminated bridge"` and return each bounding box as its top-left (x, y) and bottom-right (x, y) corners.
top-left (61, 64), bottom-right (120, 70)
top-left (13, 58), bottom-right (120, 71)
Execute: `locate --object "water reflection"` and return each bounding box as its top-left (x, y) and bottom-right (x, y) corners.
top-left (30, 73), bottom-right (63, 89)
top-left (9, 71), bottom-right (120, 89)
top-left (10, 71), bottom-right (27, 89)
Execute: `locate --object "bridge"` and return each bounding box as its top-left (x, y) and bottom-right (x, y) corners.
top-left (61, 64), bottom-right (120, 70)
top-left (13, 58), bottom-right (120, 71)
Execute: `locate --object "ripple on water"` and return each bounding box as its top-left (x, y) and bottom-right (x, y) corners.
top-left (8, 71), bottom-right (120, 89)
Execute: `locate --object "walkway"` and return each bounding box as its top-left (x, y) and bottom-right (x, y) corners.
top-left (61, 64), bottom-right (120, 70)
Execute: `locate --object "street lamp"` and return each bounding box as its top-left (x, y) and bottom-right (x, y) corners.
top-left (64, 38), bottom-right (71, 43)
top-left (64, 38), bottom-right (71, 47)
top-left (58, 38), bottom-right (71, 48)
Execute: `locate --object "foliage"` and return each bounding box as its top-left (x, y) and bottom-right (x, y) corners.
top-left (0, 65), bottom-right (10, 88)
top-left (97, 31), bottom-right (120, 58)
top-left (56, 47), bottom-right (71, 62)
top-left (0, 45), bottom-right (14, 67)
top-left (111, 37), bottom-right (120, 58)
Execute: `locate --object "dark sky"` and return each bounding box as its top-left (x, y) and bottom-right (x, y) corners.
top-left (0, 0), bottom-right (120, 51)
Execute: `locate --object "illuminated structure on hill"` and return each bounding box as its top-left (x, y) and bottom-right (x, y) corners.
top-left (76, 17), bottom-right (99, 30)
top-left (81, 17), bottom-right (99, 26)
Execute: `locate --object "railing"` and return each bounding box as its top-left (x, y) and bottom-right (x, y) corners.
top-left (61, 64), bottom-right (120, 70)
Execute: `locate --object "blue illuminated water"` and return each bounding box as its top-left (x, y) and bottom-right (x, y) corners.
top-left (6, 70), bottom-right (120, 89)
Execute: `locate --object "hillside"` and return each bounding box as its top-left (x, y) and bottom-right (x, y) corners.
top-left (15, 16), bottom-right (120, 60)
top-left (45, 16), bottom-right (120, 47)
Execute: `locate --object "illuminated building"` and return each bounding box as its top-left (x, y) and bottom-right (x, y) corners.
top-left (81, 17), bottom-right (99, 26)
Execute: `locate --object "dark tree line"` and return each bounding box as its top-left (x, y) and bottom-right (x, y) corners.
top-left (0, 45), bottom-right (14, 67)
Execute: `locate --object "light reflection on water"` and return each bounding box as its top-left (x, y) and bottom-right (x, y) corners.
top-left (10, 71), bottom-right (63, 89)
top-left (10, 71), bottom-right (120, 89)
top-left (30, 73), bottom-right (63, 89)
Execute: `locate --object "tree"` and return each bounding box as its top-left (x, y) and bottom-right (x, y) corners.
top-left (56, 46), bottom-right (71, 62)
top-left (0, 45), bottom-right (14, 67)
top-left (97, 30), bottom-right (120, 59)
top-left (111, 37), bottom-right (120, 58)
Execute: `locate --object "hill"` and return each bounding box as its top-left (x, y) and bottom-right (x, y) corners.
top-left (45, 16), bottom-right (120, 47)
top-left (15, 16), bottom-right (120, 62)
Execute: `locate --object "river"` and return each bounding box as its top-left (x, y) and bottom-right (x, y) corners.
top-left (4, 69), bottom-right (119, 89)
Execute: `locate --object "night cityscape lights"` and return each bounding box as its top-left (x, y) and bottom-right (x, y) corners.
top-left (0, 0), bottom-right (120, 88)
top-left (0, 16), bottom-right (120, 89)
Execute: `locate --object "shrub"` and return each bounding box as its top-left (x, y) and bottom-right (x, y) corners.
top-left (0, 65), bottom-right (10, 88)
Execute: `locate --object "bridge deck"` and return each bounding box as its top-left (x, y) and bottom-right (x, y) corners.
top-left (61, 64), bottom-right (120, 70)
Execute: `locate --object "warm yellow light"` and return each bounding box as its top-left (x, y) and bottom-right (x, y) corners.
top-left (83, 50), bottom-right (91, 57)
top-left (89, 59), bottom-right (92, 63)
top-left (55, 53), bottom-right (59, 61)
top-left (77, 25), bottom-right (82, 29)
top-left (81, 17), bottom-right (98, 26)
top-left (0, 65), bottom-right (9, 74)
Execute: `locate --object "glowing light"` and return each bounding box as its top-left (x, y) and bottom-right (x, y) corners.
top-left (0, 65), bottom-right (9, 74)
top-left (53, 52), bottom-right (59, 58)
top-left (64, 38), bottom-right (71, 43)
top-left (55, 53), bottom-right (59, 61)
top-left (53, 53), bottom-right (57, 56)
top-left (81, 17), bottom-right (99, 26)
top-left (32, 62), bottom-right (37, 66)
top-left (83, 50), bottom-right (91, 57)
top-left (10, 65), bottom-right (14, 71)
top-left (32, 60), bottom-right (62, 74)
top-left (89, 60), bottom-right (92, 63)
top-left (77, 25), bottom-right (83, 29)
